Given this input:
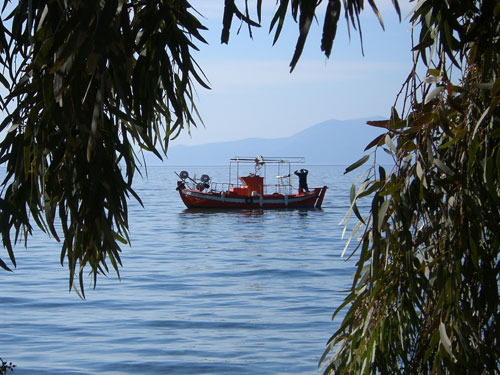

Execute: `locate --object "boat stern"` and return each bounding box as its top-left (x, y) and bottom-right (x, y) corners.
top-left (314, 186), bottom-right (328, 208)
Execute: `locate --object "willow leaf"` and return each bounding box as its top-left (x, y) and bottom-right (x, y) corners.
top-left (0, 257), bottom-right (12, 271)
top-left (439, 322), bottom-right (455, 360)
top-left (289, 1), bottom-right (316, 72)
top-left (321, 0), bottom-right (341, 57)
top-left (344, 154), bottom-right (370, 174)
top-left (377, 199), bottom-right (390, 232)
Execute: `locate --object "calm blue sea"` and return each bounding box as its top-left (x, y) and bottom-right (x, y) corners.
top-left (0, 165), bottom-right (365, 375)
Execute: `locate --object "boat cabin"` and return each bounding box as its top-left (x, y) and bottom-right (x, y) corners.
top-left (230, 175), bottom-right (264, 196)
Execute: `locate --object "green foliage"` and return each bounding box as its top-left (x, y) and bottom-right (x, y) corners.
top-left (0, 0), bottom-right (208, 295)
top-left (321, 1), bottom-right (500, 373)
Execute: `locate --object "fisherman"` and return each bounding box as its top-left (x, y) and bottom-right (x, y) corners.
top-left (294, 168), bottom-right (309, 193)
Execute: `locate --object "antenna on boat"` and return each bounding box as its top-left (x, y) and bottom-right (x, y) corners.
top-left (254, 156), bottom-right (265, 175)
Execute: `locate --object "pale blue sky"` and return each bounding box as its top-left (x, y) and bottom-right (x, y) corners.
top-left (174, 0), bottom-right (415, 146)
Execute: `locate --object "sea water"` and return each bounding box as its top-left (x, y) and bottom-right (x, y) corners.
top-left (0, 165), bottom-right (367, 374)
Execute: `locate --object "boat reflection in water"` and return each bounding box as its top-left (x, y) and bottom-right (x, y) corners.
top-left (176, 156), bottom-right (328, 209)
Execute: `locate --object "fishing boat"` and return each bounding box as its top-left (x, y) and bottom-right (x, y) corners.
top-left (176, 156), bottom-right (328, 209)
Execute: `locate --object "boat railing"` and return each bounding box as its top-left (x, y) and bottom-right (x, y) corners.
top-left (264, 183), bottom-right (295, 195)
top-left (209, 182), bottom-right (231, 193)
top-left (210, 182), bottom-right (295, 195)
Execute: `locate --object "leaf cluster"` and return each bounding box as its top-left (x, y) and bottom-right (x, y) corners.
top-left (322, 1), bottom-right (500, 373)
top-left (0, 357), bottom-right (15, 375)
top-left (0, 0), bottom-right (208, 295)
top-left (221, 0), bottom-right (400, 71)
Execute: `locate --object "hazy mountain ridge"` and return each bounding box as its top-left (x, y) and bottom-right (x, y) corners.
top-left (148, 118), bottom-right (391, 166)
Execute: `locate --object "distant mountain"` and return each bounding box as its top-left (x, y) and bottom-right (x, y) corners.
top-left (148, 118), bottom-right (391, 166)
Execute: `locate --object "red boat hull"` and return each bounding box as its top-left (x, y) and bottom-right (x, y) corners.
top-left (177, 183), bottom-right (328, 209)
